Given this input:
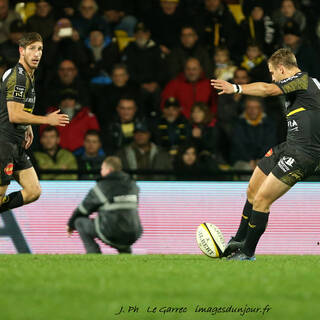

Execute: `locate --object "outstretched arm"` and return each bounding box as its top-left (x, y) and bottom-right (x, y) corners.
top-left (210, 79), bottom-right (282, 97)
top-left (7, 102), bottom-right (69, 126)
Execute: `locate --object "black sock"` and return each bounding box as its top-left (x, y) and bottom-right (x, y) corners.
top-left (242, 210), bottom-right (269, 257)
top-left (234, 200), bottom-right (253, 241)
top-left (0, 191), bottom-right (24, 213)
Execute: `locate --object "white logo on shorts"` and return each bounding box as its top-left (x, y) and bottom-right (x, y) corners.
top-left (278, 156), bottom-right (295, 172)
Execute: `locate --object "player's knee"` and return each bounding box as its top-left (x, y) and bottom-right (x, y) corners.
top-left (26, 185), bottom-right (42, 203)
top-left (253, 192), bottom-right (270, 212)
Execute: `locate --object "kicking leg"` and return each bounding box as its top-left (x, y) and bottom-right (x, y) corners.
top-left (234, 167), bottom-right (267, 240)
top-left (0, 167), bottom-right (41, 213)
top-left (240, 173), bottom-right (292, 258)
top-left (74, 217), bottom-right (101, 254)
top-left (223, 167), bottom-right (267, 257)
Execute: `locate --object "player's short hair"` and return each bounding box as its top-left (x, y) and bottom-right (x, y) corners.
top-left (42, 126), bottom-right (59, 137)
top-left (268, 48), bottom-right (298, 69)
top-left (19, 32), bottom-right (43, 48)
top-left (103, 156), bottom-right (122, 171)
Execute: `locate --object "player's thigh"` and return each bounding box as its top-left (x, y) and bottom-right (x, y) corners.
top-left (14, 167), bottom-right (41, 195)
top-left (253, 173), bottom-right (291, 211)
top-left (246, 166), bottom-right (267, 202)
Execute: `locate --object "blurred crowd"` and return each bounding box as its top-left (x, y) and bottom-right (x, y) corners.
top-left (1, 0), bottom-right (320, 180)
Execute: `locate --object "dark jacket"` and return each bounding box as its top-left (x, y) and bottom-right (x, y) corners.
top-left (116, 142), bottom-right (173, 180)
top-left (230, 113), bottom-right (277, 164)
top-left (68, 171), bottom-right (143, 247)
top-left (239, 15), bottom-right (279, 56)
top-left (121, 39), bottom-right (164, 85)
top-left (191, 119), bottom-right (220, 155)
top-left (102, 116), bottom-right (146, 155)
top-left (75, 147), bottom-right (106, 180)
top-left (152, 114), bottom-right (192, 153)
top-left (90, 82), bottom-right (140, 129)
top-left (166, 42), bottom-right (213, 80)
top-left (193, 2), bottom-right (241, 60)
top-left (143, 5), bottom-right (188, 49)
top-left (26, 12), bottom-right (56, 41)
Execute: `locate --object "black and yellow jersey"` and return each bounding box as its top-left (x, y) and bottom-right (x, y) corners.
top-left (276, 72), bottom-right (320, 159)
top-left (0, 62), bottom-right (36, 145)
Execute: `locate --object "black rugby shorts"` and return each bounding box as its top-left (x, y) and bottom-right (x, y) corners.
top-left (0, 140), bottom-right (33, 186)
top-left (258, 142), bottom-right (318, 186)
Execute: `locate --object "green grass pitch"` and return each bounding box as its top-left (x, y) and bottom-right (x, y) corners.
top-left (0, 254), bottom-right (319, 320)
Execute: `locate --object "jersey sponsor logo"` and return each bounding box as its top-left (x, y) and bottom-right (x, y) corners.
top-left (13, 85), bottom-right (26, 98)
top-left (25, 97), bottom-right (35, 104)
top-left (265, 148), bottom-right (273, 157)
top-left (288, 119), bottom-right (299, 132)
top-left (279, 73), bottom-right (300, 84)
top-left (278, 156), bottom-right (295, 173)
top-left (4, 163), bottom-right (14, 176)
top-left (18, 67), bottom-right (24, 75)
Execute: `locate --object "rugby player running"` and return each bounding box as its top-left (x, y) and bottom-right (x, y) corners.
top-left (0, 32), bottom-right (69, 214)
top-left (211, 48), bottom-right (320, 260)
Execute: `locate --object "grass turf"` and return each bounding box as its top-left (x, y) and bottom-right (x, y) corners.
top-left (0, 255), bottom-right (319, 320)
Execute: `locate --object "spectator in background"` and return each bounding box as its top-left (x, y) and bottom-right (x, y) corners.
top-left (91, 64), bottom-right (139, 128)
top-left (240, 0), bottom-right (279, 56)
top-left (33, 126), bottom-right (78, 180)
top-left (230, 96), bottom-right (277, 171)
top-left (242, 0), bottom-right (279, 17)
top-left (75, 129), bottom-right (105, 180)
top-left (282, 20), bottom-right (320, 79)
top-left (143, 0), bottom-right (187, 56)
top-left (26, 0), bottom-right (56, 41)
top-left (240, 41), bottom-right (270, 82)
top-left (116, 121), bottom-right (172, 180)
top-left (174, 143), bottom-right (201, 179)
top-left (272, 0), bottom-right (306, 34)
top-left (190, 102), bottom-right (220, 161)
top-left (85, 27), bottom-right (119, 84)
top-left (0, 19), bottom-right (25, 67)
top-left (102, 96), bottom-right (145, 155)
top-left (173, 143), bottom-right (218, 180)
top-left (217, 67), bottom-right (250, 163)
top-left (45, 89), bottom-right (100, 152)
top-left (44, 18), bottom-right (89, 72)
top-left (166, 25), bottom-right (213, 80)
top-left (71, 0), bottom-right (108, 40)
top-left (41, 59), bottom-right (90, 113)
top-left (213, 45), bottom-right (237, 81)
top-left (0, 0), bottom-right (21, 44)
top-left (152, 97), bottom-right (192, 158)
top-left (102, 0), bottom-right (137, 37)
top-left (193, 0), bottom-right (241, 60)
top-left (122, 22), bottom-right (164, 118)
top-left (161, 57), bottom-right (218, 118)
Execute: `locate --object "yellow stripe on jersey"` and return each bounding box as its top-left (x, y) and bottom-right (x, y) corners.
top-left (287, 107), bottom-right (306, 117)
